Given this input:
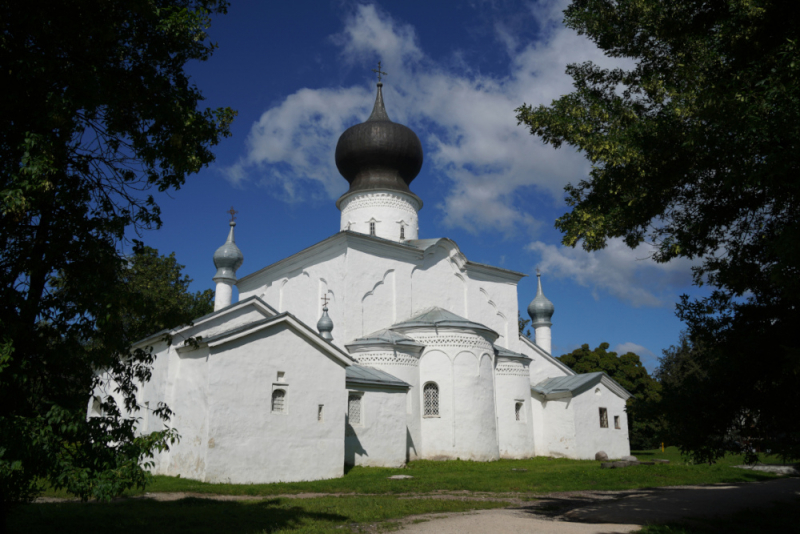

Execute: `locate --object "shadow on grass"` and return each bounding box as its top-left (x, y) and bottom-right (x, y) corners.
top-left (12, 497), bottom-right (349, 534)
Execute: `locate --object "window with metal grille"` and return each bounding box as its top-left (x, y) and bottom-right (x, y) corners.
top-left (348, 394), bottom-right (361, 425)
top-left (599, 407), bottom-right (608, 428)
top-left (272, 389), bottom-right (286, 413)
top-left (515, 401), bottom-right (523, 421)
top-left (614, 415), bottom-right (620, 429)
top-left (369, 221), bottom-right (376, 235)
top-left (318, 404), bottom-right (324, 422)
top-left (400, 226), bottom-right (405, 240)
top-left (423, 382), bottom-right (439, 417)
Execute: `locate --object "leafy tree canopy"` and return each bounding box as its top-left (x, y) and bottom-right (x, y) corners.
top-left (118, 244), bottom-right (215, 345)
top-left (0, 0), bottom-right (234, 509)
top-left (518, 0), bottom-right (800, 461)
top-left (559, 343), bottom-right (662, 449)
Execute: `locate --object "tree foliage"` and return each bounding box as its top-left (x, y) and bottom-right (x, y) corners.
top-left (518, 0), bottom-right (800, 461)
top-left (118, 245), bottom-right (214, 345)
top-left (0, 0), bottom-right (234, 508)
top-left (559, 343), bottom-right (662, 449)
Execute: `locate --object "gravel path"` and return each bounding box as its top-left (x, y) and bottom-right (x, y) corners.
top-left (397, 477), bottom-right (800, 533)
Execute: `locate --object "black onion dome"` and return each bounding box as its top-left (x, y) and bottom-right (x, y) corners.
top-left (335, 83), bottom-right (423, 194)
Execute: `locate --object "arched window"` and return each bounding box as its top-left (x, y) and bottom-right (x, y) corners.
top-left (272, 389), bottom-right (286, 413)
top-left (515, 401), bottom-right (523, 421)
top-left (423, 382), bottom-right (439, 417)
top-left (400, 225), bottom-right (405, 240)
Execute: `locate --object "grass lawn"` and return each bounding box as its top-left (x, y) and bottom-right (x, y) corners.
top-left (10, 496), bottom-right (511, 534)
top-left (109, 447), bottom-right (778, 497)
top-left (18, 447), bottom-right (789, 534)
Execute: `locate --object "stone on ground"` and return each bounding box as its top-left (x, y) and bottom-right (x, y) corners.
top-left (595, 451), bottom-right (608, 461)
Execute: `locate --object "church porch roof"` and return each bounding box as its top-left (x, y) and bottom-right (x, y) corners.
top-left (131, 295), bottom-right (278, 349)
top-left (532, 372), bottom-right (632, 401)
top-left (346, 365), bottom-right (410, 389)
top-left (493, 344), bottom-right (529, 360)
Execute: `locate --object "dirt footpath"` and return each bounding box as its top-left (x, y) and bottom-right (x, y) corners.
top-left (397, 478), bottom-right (800, 534)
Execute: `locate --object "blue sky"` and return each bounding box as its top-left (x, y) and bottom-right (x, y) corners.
top-left (140, 0), bottom-right (703, 371)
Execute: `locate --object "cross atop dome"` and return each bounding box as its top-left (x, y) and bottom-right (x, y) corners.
top-left (371, 61), bottom-right (387, 83)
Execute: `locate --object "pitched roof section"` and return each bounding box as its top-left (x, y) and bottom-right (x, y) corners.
top-left (392, 307), bottom-right (498, 337)
top-left (532, 372), bottom-right (632, 400)
top-left (519, 335), bottom-right (576, 376)
top-left (346, 365), bottom-right (410, 389)
top-left (493, 344), bottom-right (529, 359)
top-left (132, 295), bottom-right (278, 348)
top-left (237, 231), bottom-right (525, 287)
top-left (195, 312), bottom-right (354, 367)
top-left (346, 329), bottom-right (424, 348)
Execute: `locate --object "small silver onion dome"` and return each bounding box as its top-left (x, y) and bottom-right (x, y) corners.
top-left (317, 305), bottom-right (334, 341)
top-left (213, 221), bottom-right (244, 283)
top-left (527, 271), bottom-right (554, 327)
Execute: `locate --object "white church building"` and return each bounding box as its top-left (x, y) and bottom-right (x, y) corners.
top-left (101, 82), bottom-right (631, 484)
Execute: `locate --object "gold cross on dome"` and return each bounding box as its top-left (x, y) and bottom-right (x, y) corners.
top-left (227, 206), bottom-right (238, 222)
top-left (371, 61), bottom-right (387, 83)
top-left (321, 295), bottom-right (330, 307)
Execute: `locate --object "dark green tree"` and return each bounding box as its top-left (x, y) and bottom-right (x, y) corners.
top-left (0, 0), bottom-right (235, 512)
top-left (517, 0), bottom-right (800, 461)
top-left (559, 343), bottom-right (662, 449)
top-left (118, 245), bottom-right (215, 345)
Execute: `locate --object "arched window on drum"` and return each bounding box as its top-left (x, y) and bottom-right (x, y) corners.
top-left (423, 382), bottom-right (439, 417)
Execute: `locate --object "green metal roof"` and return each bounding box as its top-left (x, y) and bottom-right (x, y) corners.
top-left (392, 307), bottom-right (497, 336)
top-left (346, 328), bottom-right (424, 348)
top-left (346, 365), bottom-right (409, 388)
top-left (532, 372), bottom-right (632, 400)
top-left (493, 344), bottom-right (528, 359)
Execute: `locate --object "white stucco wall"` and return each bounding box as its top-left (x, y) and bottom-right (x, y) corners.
top-left (573, 383), bottom-right (631, 460)
top-left (236, 235), bottom-right (523, 356)
top-left (529, 393), bottom-right (548, 456)
top-left (339, 190), bottom-right (420, 242)
top-left (345, 386), bottom-right (407, 467)
top-left (519, 336), bottom-right (573, 387)
top-left (202, 323), bottom-right (346, 484)
top-left (407, 327), bottom-right (499, 461)
top-left (349, 345), bottom-right (423, 460)
top-left (495, 357), bottom-right (534, 459)
top-left (158, 345), bottom-right (210, 479)
top-left (541, 397), bottom-right (577, 458)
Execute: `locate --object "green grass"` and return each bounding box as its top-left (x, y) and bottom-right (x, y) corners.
top-left (78, 447), bottom-right (778, 498)
top-left (635, 497), bottom-right (800, 534)
top-left (10, 496), bottom-right (510, 534)
top-left (24, 447), bottom-right (791, 534)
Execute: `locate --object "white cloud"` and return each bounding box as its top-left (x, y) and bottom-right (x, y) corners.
top-left (614, 342), bottom-right (656, 362)
top-left (528, 238), bottom-right (696, 307)
top-left (226, 2), bottom-right (631, 232)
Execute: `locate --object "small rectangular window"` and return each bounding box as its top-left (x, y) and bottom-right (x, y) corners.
top-left (515, 401), bottom-right (523, 421)
top-left (614, 415), bottom-right (620, 429)
top-left (369, 221), bottom-right (376, 236)
top-left (348, 394), bottom-right (361, 425)
top-left (599, 407), bottom-right (608, 428)
top-left (400, 226), bottom-right (405, 240)
top-left (277, 371), bottom-right (285, 382)
top-left (318, 404), bottom-right (324, 422)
